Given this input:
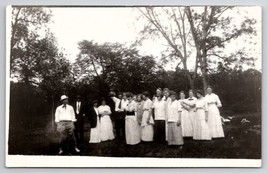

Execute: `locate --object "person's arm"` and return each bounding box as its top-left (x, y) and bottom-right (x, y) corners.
top-left (106, 106), bottom-right (112, 115)
top-left (98, 107), bottom-right (103, 116)
top-left (80, 104), bottom-right (87, 117)
top-left (216, 95), bottom-right (222, 108)
top-left (177, 111), bottom-right (182, 126)
top-left (204, 101), bottom-right (208, 122)
top-left (145, 101), bottom-right (152, 123)
top-left (183, 99), bottom-right (196, 107)
top-left (181, 101), bottom-right (190, 111)
top-left (70, 106), bottom-right (76, 122)
top-left (111, 96), bottom-right (119, 103)
top-left (177, 102), bottom-right (182, 126)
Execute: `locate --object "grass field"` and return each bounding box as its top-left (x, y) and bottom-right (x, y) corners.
top-left (8, 112), bottom-right (261, 158)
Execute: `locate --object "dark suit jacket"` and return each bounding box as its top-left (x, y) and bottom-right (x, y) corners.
top-left (87, 107), bottom-right (98, 128)
top-left (73, 101), bottom-right (85, 120)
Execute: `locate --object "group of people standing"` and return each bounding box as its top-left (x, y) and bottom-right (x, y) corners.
top-left (54, 86), bottom-right (225, 154)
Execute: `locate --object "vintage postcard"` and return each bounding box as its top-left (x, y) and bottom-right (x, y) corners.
top-left (6, 5), bottom-right (262, 167)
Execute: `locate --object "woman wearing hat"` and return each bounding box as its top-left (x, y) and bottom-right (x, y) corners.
top-left (166, 91), bottom-right (183, 147)
top-left (125, 93), bottom-right (141, 145)
top-left (193, 90), bottom-right (211, 140)
top-left (98, 98), bottom-right (115, 141)
top-left (205, 86), bottom-right (224, 138)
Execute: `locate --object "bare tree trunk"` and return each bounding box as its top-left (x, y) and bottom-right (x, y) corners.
top-left (51, 95), bottom-right (55, 131)
top-left (188, 77), bottom-right (195, 91)
top-left (201, 71), bottom-right (208, 94)
top-left (201, 51), bottom-right (208, 94)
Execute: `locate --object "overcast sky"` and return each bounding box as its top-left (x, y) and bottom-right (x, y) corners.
top-left (47, 7), bottom-right (262, 71)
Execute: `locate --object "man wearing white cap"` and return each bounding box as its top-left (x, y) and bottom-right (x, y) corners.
top-left (55, 95), bottom-right (80, 155)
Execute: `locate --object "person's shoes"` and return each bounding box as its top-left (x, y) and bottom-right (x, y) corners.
top-left (75, 147), bottom-right (80, 153)
top-left (58, 148), bottom-right (63, 155)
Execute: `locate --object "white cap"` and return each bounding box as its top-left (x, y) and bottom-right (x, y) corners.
top-left (60, 95), bottom-right (68, 101)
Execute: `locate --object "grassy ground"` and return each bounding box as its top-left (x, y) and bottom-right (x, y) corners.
top-left (8, 112), bottom-right (261, 158)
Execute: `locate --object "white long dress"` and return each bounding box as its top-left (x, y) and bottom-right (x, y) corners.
top-left (98, 105), bottom-right (115, 141)
top-left (167, 100), bottom-right (184, 145)
top-left (193, 98), bottom-right (211, 140)
top-left (125, 100), bottom-right (141, 145)
top-left (141, 99), bottom-right (154, 141)
top-left (185, 97), bottom-right (197, 133)
top-left (205, 93), bottom-right (225, 138)
top-left (89, 107), bottom-right (101, 143)
top-left (179, 99), bottom-right (193, 137)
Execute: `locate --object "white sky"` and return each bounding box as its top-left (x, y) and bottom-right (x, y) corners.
top-left (47, 7), bottom-right (262, 71)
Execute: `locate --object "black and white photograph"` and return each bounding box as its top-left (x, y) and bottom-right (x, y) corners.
top-left (6, 5), bottom-right (262, 167)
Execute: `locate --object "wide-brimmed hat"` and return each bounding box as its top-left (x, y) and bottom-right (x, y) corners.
top-left (60, 95), bottom-right (68, 101)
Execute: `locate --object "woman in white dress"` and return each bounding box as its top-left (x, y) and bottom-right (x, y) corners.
top-left (179, 91), bottom-right (193, 137)
top-left (205, 86), bottom-right (224, 138)
top-left (125, 93), bottom-right (141, 145)
top-left (89, 100), bottom-right (101, 143)
top-left (193, 90), bottom-right (211, 140)
top-left (167, 91), bottom-right (183, 147)
top-left (184, 90), bottom-right (197, 132)
top-left (98, 99), bottom-right (115, 141)
top-left (141, 91), bottom-right (154, 142)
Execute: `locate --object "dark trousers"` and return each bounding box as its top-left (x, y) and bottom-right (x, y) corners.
top-left (57, 121), bottom-right (77, 151)
top-left (74, 117), bottom-right (84, 146)
top-left (114, 112), bottom-right (125, 140)
top-left (154, 120), bottom-right (166, 143)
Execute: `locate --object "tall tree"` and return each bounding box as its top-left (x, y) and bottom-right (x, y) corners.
top-left (137, 7), bottom-right (197, 90)
top-left (185, 6), bottom-right (257, 91)
top-left (10, 6), bottom-right (52, 74)
top-left (74, 40), bottom-right (160, 95)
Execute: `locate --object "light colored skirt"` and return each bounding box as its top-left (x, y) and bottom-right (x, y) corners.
top-left (89, 117), bottom-right (101, 143)
top-left (100, 115), bottom-right (115, 141)
top-left (207, 104), bottom-right (225, 138)
top-left (141, 111), bottom-right (154, 141)
top-left (125, 115), bottom-right (141, 145)
top-left (188, 109), bottom-right (196, 130)
top-left (167, 122), bottom-right (184, 145)
top-left (193, 110), bottom-right (211, 140)
top-left (181, 109), bottom-right (193, 137)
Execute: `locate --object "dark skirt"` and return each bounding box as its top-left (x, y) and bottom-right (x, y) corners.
top-left (154, 120), bottom-right (166, 143)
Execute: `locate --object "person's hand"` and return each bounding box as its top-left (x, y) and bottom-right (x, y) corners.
top-left (177, 120), bottom-right (181, 126)
top-left (83, 114), bottom-right (85, 117)
top-left (146, 119), bottom-right (150, 124)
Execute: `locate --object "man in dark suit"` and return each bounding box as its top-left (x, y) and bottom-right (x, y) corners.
top-left (73, 95), bottom-right (85, 146)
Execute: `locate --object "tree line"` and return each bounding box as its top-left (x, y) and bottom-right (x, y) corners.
top-left (9, 6), bottom-right (261, 124)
